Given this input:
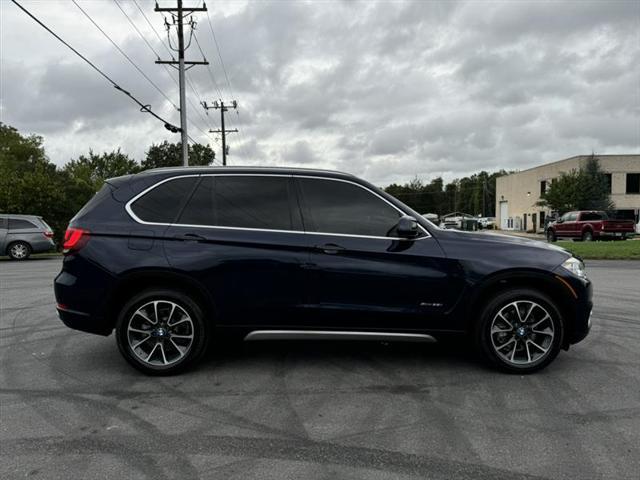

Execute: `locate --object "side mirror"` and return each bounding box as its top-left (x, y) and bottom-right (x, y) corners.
top-left (396, 215), bottom-right (420, 238)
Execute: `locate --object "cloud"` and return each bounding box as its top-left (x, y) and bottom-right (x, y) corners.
top-left (1, 0), bottom-right (638, 184)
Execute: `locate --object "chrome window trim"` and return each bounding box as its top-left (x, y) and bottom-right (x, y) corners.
top-left (125, 173), bottom-right (431, 240)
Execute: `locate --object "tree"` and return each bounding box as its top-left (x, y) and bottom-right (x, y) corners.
top-left (0, 123), bottom-right (72, 244)
top-left (141, 141), bottom-right (216, 169)
top-left (64, 149), bottom-right (140, 192)
top-left (536, 156), bottom-right (614, 213)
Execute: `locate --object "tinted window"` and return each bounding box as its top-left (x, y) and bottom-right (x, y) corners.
top-left (8, 218), bottom-right (38, 230)
top-left (178, 177), bottom-right (214, 225)
top-left (0, 218), bottom-right (7, 229)
top-left (131, 177), bottom-right (198, 223)
top-left (581, 212), bottom-right (603, 221)
top-left (178, 176), bottom-right (294, 230)
top-left (299, 178), bottom-right (401, 237)
top-left (214, 176), bottom-right (292, 230)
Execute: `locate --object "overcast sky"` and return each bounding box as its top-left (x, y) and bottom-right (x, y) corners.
top-left (1, 0), bottom-right (639, 185)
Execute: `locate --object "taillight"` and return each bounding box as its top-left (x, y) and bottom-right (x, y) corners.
top-left (63, 227), bottom-right (90, 253)
top-left (43, 230), bottom-right (54, 238)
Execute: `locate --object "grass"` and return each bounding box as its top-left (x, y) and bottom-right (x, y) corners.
top-left (555, 239), bottom-right (640, 260)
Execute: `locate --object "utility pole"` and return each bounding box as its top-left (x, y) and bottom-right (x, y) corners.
top-left (203, 100), bottom-right (238, 166)
top-left (155, 1), bottom-right (208, 166)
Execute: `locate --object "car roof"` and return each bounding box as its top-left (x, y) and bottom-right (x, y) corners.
top-left (134, 165), bottom-right (357, 181)
top-left (0, 214), bottom-right (43, 219)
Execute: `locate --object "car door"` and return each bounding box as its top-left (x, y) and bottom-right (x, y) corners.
top-left (565, 212), bottom-right (579, 237)
top-left (0, 217), bottom-right (7, 253)
top-left (161, 174), bottom-right (309, 327)
top-left (555, 213), bottom-right (570, 237)
top-left (295, 176), bottom-right (456, 331)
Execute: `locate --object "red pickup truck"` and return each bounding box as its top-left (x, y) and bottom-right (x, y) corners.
top-left (546, 211), bottom-right (636, 242)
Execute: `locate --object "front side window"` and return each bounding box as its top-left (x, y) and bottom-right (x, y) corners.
top-left (299, 178), bottom-right (402, 237)
top-left (178, 176), bottom-right (294, 231)
top-left (130, 177), bottom-right (198, 223)
top-left (566, 213), bottom-right (578, 222)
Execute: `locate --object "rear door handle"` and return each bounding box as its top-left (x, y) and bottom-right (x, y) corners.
top-left (176, 233), bottom-right (206, 242)
top-left (315, 243), bottom-right (345, 255)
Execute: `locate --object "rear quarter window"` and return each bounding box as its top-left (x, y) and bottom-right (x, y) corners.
top-left (130, 177), bottom-right (198, 223)
top-left (8, 218), bottom-right (38, 230)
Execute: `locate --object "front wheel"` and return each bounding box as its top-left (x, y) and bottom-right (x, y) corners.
top-left (546, 229), bottom-right (556, 242)
top-left (476, 289), bottom-right (564, 373)
top-left (115, 289), bottom-right (209, 375)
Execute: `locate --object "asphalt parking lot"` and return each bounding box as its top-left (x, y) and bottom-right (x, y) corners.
top-left (1, 258), bottom-right (638, 479)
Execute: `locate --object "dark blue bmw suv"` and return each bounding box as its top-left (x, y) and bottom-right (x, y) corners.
top-left (54, 167), bottom-right (592, 375)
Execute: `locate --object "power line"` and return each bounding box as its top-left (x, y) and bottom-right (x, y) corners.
top-left (155, 0), bottom-right (209, 166)
top-left (132, 0), bottom-right (175, 59)
top-left (193, 31), bottom-right (223, 100)
top-left (9, 0), bottom-right (179, 132)
top-left (203, 9), bottom-right (248, 154)
top-left (113, 0), bottom-right (216, 146)
top-left (72, 0), bottom-right (179, 111)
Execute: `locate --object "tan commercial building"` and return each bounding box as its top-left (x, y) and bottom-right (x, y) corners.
top-left (496, 154), bottom-right (640, 232)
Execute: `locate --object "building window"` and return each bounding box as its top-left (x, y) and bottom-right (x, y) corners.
top-left (540, 180), bottom-right (547, 197)
top-left (626, 173), bottom-right (640, 194)
top-left (604, 173), bottom-right (612, 193)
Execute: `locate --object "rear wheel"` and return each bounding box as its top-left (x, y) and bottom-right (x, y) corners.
top-left (7, 241), bottom-right (31, 260)
top-left (115, 289), bottom-right (209, 375)
top-left (582, 230), bottom-right (593, 242)
top-left (476, 289), bottom-right (564, 373)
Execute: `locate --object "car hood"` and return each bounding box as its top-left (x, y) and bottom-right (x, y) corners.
top-left (433, 229), bottom-right (572, 267)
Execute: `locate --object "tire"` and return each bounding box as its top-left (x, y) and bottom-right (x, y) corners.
top-left (115, 289), bottom-right (209, 375)
top-left (546, 229), bottom-right (556, 242)
top-left (7, 241), bottom-right (31, 260)
top-left (475, 289), bottom-right (564, 374)
top-left (582, 230), bottom-right (593, 242)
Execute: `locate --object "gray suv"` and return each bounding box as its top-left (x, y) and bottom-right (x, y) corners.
top-left (0, 214), bottom-right (56, 260)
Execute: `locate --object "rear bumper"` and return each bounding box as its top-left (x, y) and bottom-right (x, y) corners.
top-left (54, 255), bottom-right (115, 336)
top-left (56, 305), bottom-right (112, 336)
top-left (597, 231), bottom-right (634, 238)
top-left (30, 237), bottom-right (56, 253)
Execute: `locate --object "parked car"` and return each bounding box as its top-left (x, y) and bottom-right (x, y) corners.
top-left (0, 214), bottom-right (55, 260)
top-left (546, 211), bottom-right (636, 242)
top-left (422, 213), bottom-right (439, 223)
top-left (55, 167), bottom-right (592, 375)
top-left (439, 212), bottom-right (479, 231)
top-left (478, 217), bottom-right (496, 230)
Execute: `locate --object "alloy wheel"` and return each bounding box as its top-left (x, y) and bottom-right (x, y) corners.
top-left (126, 300), bottom-right (194, 367)
top-left (10, 243), bottom-right (28, 259)
top-left (490, 300), bottom-right (555, 366)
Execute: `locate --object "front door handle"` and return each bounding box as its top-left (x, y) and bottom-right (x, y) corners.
top-left (315, 243), bottom-right (345, 255)
top-left (176, 233), bottom-right (206, 242)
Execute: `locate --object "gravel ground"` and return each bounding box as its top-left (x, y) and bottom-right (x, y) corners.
top-left (1, 258), bottom-right (638, 479)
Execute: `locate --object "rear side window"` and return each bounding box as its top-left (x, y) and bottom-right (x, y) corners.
top-left (299, 178), bottom-right (401, 237)
top-left (8, 218), bottom-right (38, 230)
top-left (178, 176), bottom-right (294, 231)
top-left (0, 218), bottom-right (7, 229)
top-left (581, 212), bottom-right (603, 221)
top-left (130, 177), bottom-right (198, 223)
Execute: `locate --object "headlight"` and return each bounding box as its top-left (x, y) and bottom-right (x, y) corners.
top-left (561, 257), bottom-right (587, 278)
